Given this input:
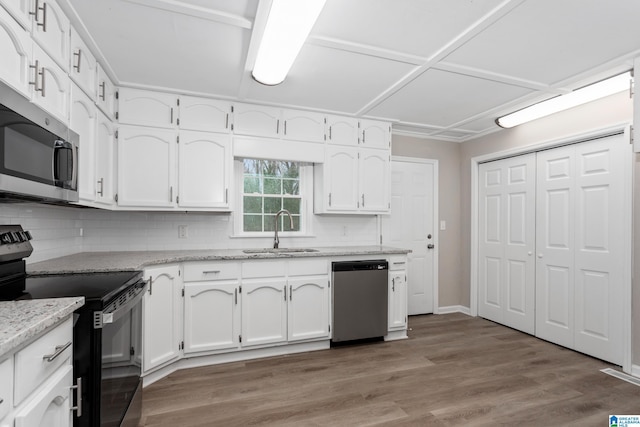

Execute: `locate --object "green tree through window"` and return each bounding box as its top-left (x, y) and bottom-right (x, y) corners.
top-left (242, 159), bottom-right (302, 232)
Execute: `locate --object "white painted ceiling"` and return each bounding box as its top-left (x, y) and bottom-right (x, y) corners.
top-left (64, 0), bottom-right (640, 142)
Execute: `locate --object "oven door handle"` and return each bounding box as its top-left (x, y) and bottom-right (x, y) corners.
top-left (97, 281), bottom-right (147, 328)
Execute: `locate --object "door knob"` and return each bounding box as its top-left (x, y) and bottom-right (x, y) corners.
top-left (427, 244), bottom-right (435, 249)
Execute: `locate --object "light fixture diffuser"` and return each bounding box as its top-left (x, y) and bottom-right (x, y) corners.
top-left (252, 0), bottom-right (326, 86)
top-left (496, 71), bottom-right (632, 128)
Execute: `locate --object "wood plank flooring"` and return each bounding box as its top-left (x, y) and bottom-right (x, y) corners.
top-left (139, 314), bottom-right (640, 426)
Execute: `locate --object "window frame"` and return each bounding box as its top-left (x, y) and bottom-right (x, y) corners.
top-left (233, 158), bottom-right (313, 237)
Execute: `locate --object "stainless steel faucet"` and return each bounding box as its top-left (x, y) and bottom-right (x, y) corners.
top-left (273, 209), bottom-right (294, 248)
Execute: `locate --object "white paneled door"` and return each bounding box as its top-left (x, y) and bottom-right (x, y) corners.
top-left (536, 135), bottom-right (626, 364)
top-left (382, 158), bottom-right (436, 315)
top-left (478, 154), bottom-right (536, 334)
top-left (478, 133), bottom-right (628, 365)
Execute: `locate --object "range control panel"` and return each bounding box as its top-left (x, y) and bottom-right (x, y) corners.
top-left (0, 225), bottom-right (33, 262)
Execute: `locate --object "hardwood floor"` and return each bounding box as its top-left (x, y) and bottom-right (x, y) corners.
top-left (139, 314), bottom-right (640, 426)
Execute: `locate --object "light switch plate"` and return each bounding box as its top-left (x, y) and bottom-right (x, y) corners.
top-left (440, 220), bottom-right (446, 230)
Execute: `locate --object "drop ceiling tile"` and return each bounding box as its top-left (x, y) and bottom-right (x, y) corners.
top-left (445, 0), bottom-right (640, 84)
top-left (369, 69), bottom-right (533, 127)
top-left (245, 44), bottom-right (417, 113)
top-left (312, 0), bottom-right (504, 58)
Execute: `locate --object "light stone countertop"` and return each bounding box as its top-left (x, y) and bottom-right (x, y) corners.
top-left (0, 297), bottom-right (84, 356)
top-left (27, 246), bottom-right (410, 275)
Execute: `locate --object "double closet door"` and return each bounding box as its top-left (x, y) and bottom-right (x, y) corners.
top-left (478, 133), bottom-right (627, 365)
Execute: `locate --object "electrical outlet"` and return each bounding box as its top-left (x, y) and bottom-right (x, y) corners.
top-left (178, 225), bottom-right (188, 239)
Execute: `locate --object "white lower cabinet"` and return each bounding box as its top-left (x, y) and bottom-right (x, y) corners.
top-left (241, 279), bottom-right (288, 347)
top-left (184, 282), bottom-right (241, 353)
top-left (142, 265), bottom-right (183, 373)
top-left (388, 270), bottom-right (408, 331)
top-left (287, 276), bottom-right (330, 342)
top-left (3, 316), bottom-right (76, 427)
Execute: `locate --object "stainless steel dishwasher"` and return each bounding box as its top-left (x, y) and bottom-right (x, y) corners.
top-left (331, 260), bottom-right (388, 343)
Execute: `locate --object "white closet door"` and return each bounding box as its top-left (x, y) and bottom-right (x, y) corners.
top-left (478, 153), bottom-right (536, 334)
top-left (536, 134), bottom-right (626, 364)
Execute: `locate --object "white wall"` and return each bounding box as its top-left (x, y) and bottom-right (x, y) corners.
top-left (0, 202), bottom-right (380, 263)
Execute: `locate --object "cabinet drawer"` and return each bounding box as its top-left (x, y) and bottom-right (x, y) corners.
top-left (14, 317), bottom-right (72, 405)
top-left (389, 256), bottom-right (407, 271)
top-left (183, 262), bottom-right (240, 282)
top-left (0, 356), bottom-right (12, 420)
top-left (288, 259), bottom-right (328, 276)
top-left (241, 260), bottom-right (286, 278)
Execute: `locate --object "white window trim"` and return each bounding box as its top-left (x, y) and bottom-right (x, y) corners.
top-left (232, 159), bottom-right (314, 237)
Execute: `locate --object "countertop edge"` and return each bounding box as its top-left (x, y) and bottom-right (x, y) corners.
top-left (0, 297), bottom-right (85, 357)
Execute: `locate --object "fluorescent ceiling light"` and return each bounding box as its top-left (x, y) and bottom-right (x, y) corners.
top-left (496, 71), bottom-right (632, 128)
top-left (252, 0), bottom-right (326, 86)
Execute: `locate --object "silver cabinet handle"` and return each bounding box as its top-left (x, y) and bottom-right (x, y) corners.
top-left (225, 113), bottom-right (229, 129)
top-left (97, 178), bottom-right (104, 196)
top-left (328, 193), bottom-right (332, 207)
top-left (40, 1), bottom-right (47, 31)
top-left (170, 107), bottom-right (174, 124)
top-left (362, 129), bottom-right (366, 143)
top-left (99, 82), bottom-right (106, 101)
top-left (361, 194), bottom-right (365, 207)
top-left (289, 285), bottom-right (292, 301)
top-left (329, 126), bottom-right (332, 140)
top-left (276, 119), bottom-right (280, 134)
top-left (169, 186), bottom-right (173, 202)
top-left (73, 49), bottom-right (82, 72)
top-left (30, 0), bottom-right (40, 22)
top-left (70, 377), bottom-right (82, 417)
top-left (148, 276), bottom-right (153, 295)
top-left (39, 67), bottom-right (46, 97)
top-left (284, 286), bottom-right (287, 301)
top-left (392, 277), bottom-right (395, 292)
top-left (43, 341), bottom-right (72, 362)
top-left (234, 288), bottom-right (237, 305)
top-left (284, 120), bottom-right (287, 135)
top-left (202, 270), bottom-right (220, 274)
top-left (29, 60), bottom-right (40, 93)
top-left (225, 188), bottom-right (228, 204)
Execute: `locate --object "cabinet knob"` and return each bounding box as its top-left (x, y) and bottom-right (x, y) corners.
top-left (427, 244), bottom-right (435, 249)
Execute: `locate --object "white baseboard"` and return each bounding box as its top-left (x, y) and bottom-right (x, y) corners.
top-left (437, 305), bottom-right (471, 315)
top-left (632, 364), bottom-right (640, 378)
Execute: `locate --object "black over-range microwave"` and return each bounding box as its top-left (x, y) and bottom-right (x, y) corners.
top-left (0, 80), bottom-right (79, 203)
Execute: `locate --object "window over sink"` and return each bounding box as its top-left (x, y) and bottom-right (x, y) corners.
top-left (234, 158), bottom-right (312, 236)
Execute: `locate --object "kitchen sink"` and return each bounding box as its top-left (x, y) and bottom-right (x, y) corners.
top-left (242, 248), bottom-right (319, 254)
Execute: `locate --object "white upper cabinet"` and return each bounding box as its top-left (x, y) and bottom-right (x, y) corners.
top-left (31, 42), bottom-right (69, 122)
top-left (30, 0), bottom-right (69, 72)
top-left (178, 130), bottom-right (231, 209)
top-left (94, 110), bottom-right (115, 207)
top-left (118, 88), bottom-right (177, 128)
top-left (0, 4), bottom-right (31, 96)
top-left (281, 109), bottom-right (325, 142)
top-left (326, 115), bottom-right (359, 146)
top-left (117, 125), bottom-right (177, 207)
top-left (232, 103), bottom-right (280, 138)
top-left (360, 119), bottom-right (390, 150)
top-left (359, 148), bottom-right (390, 213)
top-left (0, 0), bottom-right (31, 28)
top-left (96, 63), bottom-right (117, 120)
top-left (179, 96), bottom-right (230, 132)
top-left (69, 26), bottom-right (97, 99)
top-left (320, 146), bottom-right (359, 212)
top-left (69, 83), bottom-right (97, 203)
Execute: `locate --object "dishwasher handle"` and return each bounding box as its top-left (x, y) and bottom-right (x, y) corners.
top-left (332, 260), bottom-right (388, 272)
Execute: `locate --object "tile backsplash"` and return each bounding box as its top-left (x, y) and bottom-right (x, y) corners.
top-left (0, 202), bottom-right (380, 263)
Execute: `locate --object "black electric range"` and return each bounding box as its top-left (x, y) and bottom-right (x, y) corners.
top-left (0, 225), bottom-right (146, 427)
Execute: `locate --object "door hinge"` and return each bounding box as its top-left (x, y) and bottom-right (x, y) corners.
top-left (115, 91), bottom-right (119, 99)
top-left (177, 195), bottom-right (180, 204)
top-left (114, 193), bottom-right (118, 202)
top-left (405, 275), bottom-right (407, 281)
top-left (177, 98), bottom-right (180, 106)
top-left (115, 130), bottom-right (118, 139)
top-left (231, 123), bottom-right (234, 131)
top-left (328, 280), bottom-right (330, 288)
top-left (239, 285), bottom-right (242, 293)
top-left (130, 346), bottom-right (135, 356)
top-left (181, 288), bottom-right (184, 297)
top-left (115, 111), bottom-right (119, 120)
top-left (231, 105), bottom-right (234, 113)
top-left (177, 135), bottom-right (179, 143)
top-left (380, 235), bottom-right (383, 245)
top-left (239, 335), bottom-right (242, 343)
top-left (177, 118), bottom-right (180, 126)
top-left (179, 341), bottom-right (184, 351)
top-left (630, 125), bottom-right (634, 144)
top-left (328, 324), bottom-right (331, 332)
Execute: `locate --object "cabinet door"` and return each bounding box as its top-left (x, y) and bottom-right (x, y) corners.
top-left (360, 119), bottom-right (390, 150)
top-left (70, 84), bottom-right (97, 203)
top-left (388, 271), bottom-right (407, 331)
top-left (31, 43), bottom-right (69, 122)
top-left (13, 365), bottom-right (73, 427)
top-left (232, 103), bottom-right (280, 138)
top-left (0, 0), bottom-right (31, 28)
top-left (360, 148), bottom-right (390, 213)
top-left (0, 4), bottom-right (31, 96)
top-left (143, 265), bottom-right (182, 373)
top-left (184, 282), bottom-right (240, 353)
top-left (117, 126), bottom-right (177, 207)
top-left (118, 88), bottom-right (177, 128)
top-left (241, 280), bottom-right (287, 347)
top-left (179, 96), bottom-right (230, 132)
top-left (69, 27), bottom-right (97, 99)
top-left (96, 63), bottom-right (117, 120)
top-left (288, 276), bottom-right (329, 342)
top-left (178, 131), bottom-right (231, 209)
top-left (326, 115), bottom-right (359, 146)
top-left (95, 110), bottom-right (115, 206)
top-left (31, 0), bottom-right (69, 72)
top-left (281, 109), bottom-right (325, 142)
top-left (324, 146), bottom-right (358, 212)
top-left (0, 357), bottom-right (12, 421)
